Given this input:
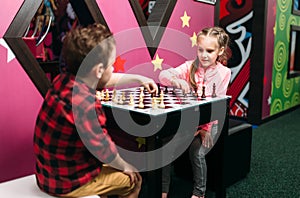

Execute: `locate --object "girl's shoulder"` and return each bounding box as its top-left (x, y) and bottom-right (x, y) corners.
top-left (216, 62), bottom-right (231, 73)
top-left (175, 60), bottom-right (194, 71)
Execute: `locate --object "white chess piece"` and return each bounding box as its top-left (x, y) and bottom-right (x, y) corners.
top-left (129, 93), bottom-right (134, 106)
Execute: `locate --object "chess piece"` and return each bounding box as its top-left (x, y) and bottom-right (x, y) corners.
top-left (140, 87), bottom-right (145, 97)
top-left (152, 97), bottom-right (157, 109)
top-left (159, 97), bottom-right (165, 108)
top-left (157, 83), bottom-right (161, 95)
top-left (118, 95), bottom-right (124, 104)
top-left (201, 86), bottom-right (206, 99)
top-left (193, 87), bottom-right (198, 97)
top-left (112, 93), bottom-right (118, 103)
top-left (129, 93), bottom-right (134, 106)
top-left (138, 98), bottom-right (144, 108)
top-left (212, 83), bottom-right (217, 98)
top-left (96, 91), bottom-right (101, 100)
top-left (172, 87), bottom-right (176, 95)
top-left (122, 92), bottom-right (126, 101)
top-left (164, 86), bottom-right (168, 94)
top-left (112, 89), bottom-right (117, 101)
top-left (160, 90), bottom-right (164, 100)
top-left (105, 89), bottom-right (110, 101)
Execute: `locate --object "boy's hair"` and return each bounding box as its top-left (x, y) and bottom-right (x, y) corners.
top-left (189, 26), bottom-right (231, 90)
top-left (61, 23), bottom-right (116, 76)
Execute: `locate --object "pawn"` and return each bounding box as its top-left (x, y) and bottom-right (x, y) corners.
top-left (164, 86), bottom-right (168, 94)
top-left (138, 99), bottom-right (144, 109)
top-left (159, 97), bottom-right (165, 109)
top-left (105, 89), bottom-right (110, 101)
top-left (129, 93), bottom-right (134, 106)
top-left (212, 83), bottom-right (217, 98)
top-left (201, 86), bottom-right (206, 99)
top-left (160, 90), bottom-right (164, 100)
top-left (96, 91), bottom-right (102, 100)
top-left (118, 95), bottom-right (124, 104)
top-left (112, 89), bottom-right (117, 101)
top-left (151, 97), bottom-right (158, 109)
top-left (122, 92), bottom-right (126, 101)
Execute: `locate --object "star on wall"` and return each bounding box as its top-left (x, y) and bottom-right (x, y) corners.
top-left (113, 56), bottom-right (126, 72)
top-left (268, 96), bottom-right (272, 105)
top-left (190, 32), bottom-right (197, 47)
top-left (0, 38), bottom-right (15, 63)
top-left (151, 54), bottom-right (163, 72)
top-left (136, 137), bottom-right (145, 149)
top-left (180, 11), bottom-right (191, 28)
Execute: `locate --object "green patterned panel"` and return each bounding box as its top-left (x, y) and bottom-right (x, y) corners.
top-left (271, 0), bottom-right (300, 115)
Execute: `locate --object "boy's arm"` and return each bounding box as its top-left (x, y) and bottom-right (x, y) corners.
top-left (104, 73), bottom-right (158, 94)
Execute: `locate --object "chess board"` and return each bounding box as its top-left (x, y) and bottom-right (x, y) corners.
top-left (98, 86), bottom-right (230, 116)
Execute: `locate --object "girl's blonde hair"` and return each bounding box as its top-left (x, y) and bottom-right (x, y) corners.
top-left (189, 26), bottom-right (231, 90)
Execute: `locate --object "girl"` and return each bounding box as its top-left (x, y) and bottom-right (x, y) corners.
top-left (159, 26), bottom-right (231, 198)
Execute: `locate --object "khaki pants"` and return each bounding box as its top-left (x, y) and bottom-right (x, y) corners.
top-left (62, 165), bottom-right (135, 197)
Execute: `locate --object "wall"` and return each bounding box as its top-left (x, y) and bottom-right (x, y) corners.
top-left (270, 0), bottom-right (300, 116)
top-left (0, 0), bottom-right (215, 182)
top-left (0, 1), bottom-right (43, 182)
top-left (250, 0), bottom-right (300, 124)
top-left (219, 0), bottom-right (253, 118)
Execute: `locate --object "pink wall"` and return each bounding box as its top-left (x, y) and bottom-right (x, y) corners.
top-left (0, 0), bottom-right (214, 182)
top-left (97, 0), bottom-right (214, 82)
top-left (262, 0), bottom-right (276, 118)
top-left (0, 1), bottom-right (43, 182)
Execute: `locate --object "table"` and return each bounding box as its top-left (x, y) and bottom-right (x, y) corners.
top-left (101, 87), bottom-right (230, 198)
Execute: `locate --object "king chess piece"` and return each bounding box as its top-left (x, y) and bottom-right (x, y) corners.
top-left (212, 83), bottom-right (217, 98)
top-left (201, 86), bottom-right (206, 99)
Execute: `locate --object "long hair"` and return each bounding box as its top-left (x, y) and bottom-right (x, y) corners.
top-left (189, 26), bottom-right (230, 90)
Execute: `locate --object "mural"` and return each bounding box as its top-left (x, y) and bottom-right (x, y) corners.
top-left (270, 0), bottom-right (300, 115)
top-left (219, 0), bottom-right (253, 118)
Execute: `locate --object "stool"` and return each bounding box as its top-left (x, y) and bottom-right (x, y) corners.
top-left (0, 174), bottom-right (100, 198)
top-left (223, 119), bottom-right (252, 187)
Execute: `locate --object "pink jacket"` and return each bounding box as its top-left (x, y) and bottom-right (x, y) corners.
top-left (159, 60), bottom-right (231, 131)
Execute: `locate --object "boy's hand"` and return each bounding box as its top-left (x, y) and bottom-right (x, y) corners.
top-left (139, 77), bottom-right (158, 95)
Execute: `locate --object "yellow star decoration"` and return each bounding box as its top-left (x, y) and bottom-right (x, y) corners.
top-left (180, 11), bottom-right (191, 28)
top-left (190, 32), bottom-right (197, 47)
top-left (151, 54), bottom-right (163, 71)
top-left (136, 137), bottom-right (146, 149)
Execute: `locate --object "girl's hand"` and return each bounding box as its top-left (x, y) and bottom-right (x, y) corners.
top-left (194, 129), bottom-right (213, 148)
top-left (171, 78), bottom-right (190, 94)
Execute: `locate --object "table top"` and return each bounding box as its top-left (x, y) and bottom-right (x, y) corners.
top-left (100, 87), bottom-right (231, 116)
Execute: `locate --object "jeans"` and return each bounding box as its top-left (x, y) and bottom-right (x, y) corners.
top-left (162, 136), bottom-right (207, 197)
top-left (189, 137), bottom-right (207, 197)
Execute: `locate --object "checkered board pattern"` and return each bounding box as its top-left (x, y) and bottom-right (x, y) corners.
top-left (99, 87), bottom-right (230, 116)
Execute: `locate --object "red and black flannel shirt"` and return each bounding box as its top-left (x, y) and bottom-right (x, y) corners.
top-left (34, 73), bottom-right (118, 196)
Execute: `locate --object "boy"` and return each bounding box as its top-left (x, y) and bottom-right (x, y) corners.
top-left (34, 23), bottom-right (158, 198)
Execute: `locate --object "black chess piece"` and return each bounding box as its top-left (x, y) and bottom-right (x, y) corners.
top-left (193, 87), bottom-right (198, 97)
top-left (157, 83), bottom-right (161, 97)
top-left (164, 86), bottom-right (168, 94)
top-left (172, 87), bottom-right (176, 95)
top-left (212, 83), bottom-right (217, 98)
top-left (201, 86), bottom-right (206, 99)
